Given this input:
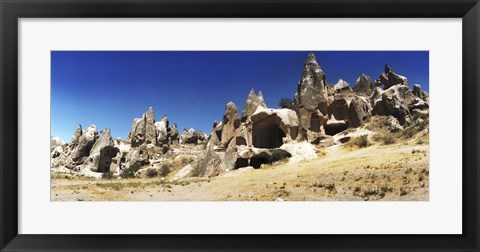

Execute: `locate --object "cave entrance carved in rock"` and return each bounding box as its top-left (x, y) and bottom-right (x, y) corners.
top-left (309, 113), bottom-right (321, 133)
top-left (252, 115), bottom-right (285, 149)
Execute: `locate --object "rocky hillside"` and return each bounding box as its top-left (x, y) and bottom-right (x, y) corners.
top-left (51, 52), bottom-right (429, 180)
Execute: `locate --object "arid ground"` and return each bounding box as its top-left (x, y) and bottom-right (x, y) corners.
top-left (51, 135), bottom-right (429, 201)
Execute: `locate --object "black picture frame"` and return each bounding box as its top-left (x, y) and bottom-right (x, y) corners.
top-left (1, 0), bottom-right (479, 251)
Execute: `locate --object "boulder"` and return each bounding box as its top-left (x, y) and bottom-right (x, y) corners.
top-left (353, 74), bottom-right (374, 96)
top-left (349, 96), bottom-right (371, 127)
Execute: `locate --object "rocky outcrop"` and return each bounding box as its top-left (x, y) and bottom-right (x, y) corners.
top-left (71, 124), bottom-right (83, 145)
top-left (412, 84), bottom-right (429, 103)
top-left (242, 89), bottom-right (267, 120)
top-left (371, 85), bottom-right (415, 125)
top-left (145, 107), bottom-right (157, 145)
top-left (250, 107), bottom-right (299, 146)
top-left (85, 129), bottom-right (119, 172)
top-left (66, 125), bottom-right (98, 168)
top-left (376, 65), bottom-right (408, 89)
top-left (349, 96), bottom-right (371, 127)
top-left (179, 129), bottom-right (207, 144)
top-left (155, 115), bottom-right (169, 144)
top-left (294, 52), bottom-right (328, 113)
top-left (353, 74), bottom-right (374, 96)
top-left (170, 123), bottom-right (179, 144)
top-left (220, 102), bottom-right (241, 148)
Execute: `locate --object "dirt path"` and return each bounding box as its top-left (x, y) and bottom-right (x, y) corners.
top-left (51, 141), bottom-right (429, 201)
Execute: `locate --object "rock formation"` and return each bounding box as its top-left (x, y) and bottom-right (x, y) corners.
top-left (51, 52), bottom-right (429, 180)
top-left (376, 64), bottom-right (408, 89)
top-left (353, 74), bottom-right (374, 96)
top-left (242, 89), bottom-right (267, 120)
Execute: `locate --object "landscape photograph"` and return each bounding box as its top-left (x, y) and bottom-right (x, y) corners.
top-left (50, 51), bottom-right (429, 201)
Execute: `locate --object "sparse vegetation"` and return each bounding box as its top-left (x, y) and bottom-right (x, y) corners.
top-left (162, 145), bottom-right (169, 154)
top-left (345, 135), bottom-right (369, 148)
top-left (120, 163), bottom-right (141, 179)
top-left (373, 132), bottom-right (396, 145)
top-left (146, 168), bottom-right (158, 178)
top-left (101, 171), bottom-right (115, 180)
top-left (278, 97), bottom-right (294, 109)
top-left (159, 164), bottom-right (171, 177)
top-left (269, 149), bottom-right (292, 163)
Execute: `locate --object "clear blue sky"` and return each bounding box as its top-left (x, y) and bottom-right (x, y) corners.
top-left (51, 51), bottom-right (429, 142)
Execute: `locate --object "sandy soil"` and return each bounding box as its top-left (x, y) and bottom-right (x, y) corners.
top-left (51, 138), bottom-right (429, 201)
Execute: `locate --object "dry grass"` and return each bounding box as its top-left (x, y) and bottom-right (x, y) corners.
top-left (52, 138), bottom-right (429, 201)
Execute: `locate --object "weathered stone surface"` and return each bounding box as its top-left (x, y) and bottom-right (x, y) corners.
top-left (334, 79), bottom-right (352, 93)
top-left (353, 74), bottom-right (374, 96)
top-left (376, 65), bottom-right (408, 89)
top-left (145, 107), bottom-right (157, 145)
top-left (170, 123), bottom-right (179, 143)
top-left (218, 145), bottom-right (237, 170)
top-left (294, 52), bottom-right (328, 113)
top-left (155, 115), bottom-right (169, 144)
top-left (50, 136), bottom-right (65, 152)
top-left (196, 141), bottom-right (222, 177)
top-left (128, 117), bottom-right (145, 147)
top-left (179, 128), bottom-right (207, 144)
top-left (250, 107), bottom-right (299, 146)
top-left (66, 125), bottom-right (98, 168)
top-left (371, 85), bottom-right (416, 125)
top-left (85, 128), bottom-right (119, 172)
top-left (220, 102), bottom-right (241, 148)
top-left (71, 124), bottom-right (83, 146)
top-left (329, 95), bottom-right (351, 121)
top-left (349, 96), bottom-right (371, 127)
top-left (242, 89), bottom-right (267, 120)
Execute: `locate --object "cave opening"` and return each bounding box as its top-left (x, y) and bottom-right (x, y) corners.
top-left (235, 158), bottom-right (249, 169)
top-left (250, 157), bottom-right (270, 168)
top-left (236, 136), bottom-right (247, 146)
top-left (98, 146), bottom-right (119, 173)
top-left (252, 115), bottom-right (285, 148)
top-left (309, 113), bottom-right (321, 133)
top-left (324, 123), bottom-right (349, 136)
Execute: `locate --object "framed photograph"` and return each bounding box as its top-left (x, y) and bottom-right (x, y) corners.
top-left (1, 0), bottom-right (479, 251)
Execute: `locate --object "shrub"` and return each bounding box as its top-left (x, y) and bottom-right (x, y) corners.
top-left (120, 163), bottom-right (141, 179)
top-left (101, 171), bottom-right (115, 180)
top-left (373, 132), bottom-right (396, 145)
top-left (346, 135), bottom-right (369, 148)
top-left (278, 97), bottom-right (294, 109)
top-left (162, 146), bottom-right (169, 154)
top-left (159, 164), bottom-right (171, 177)
top-left (190, 161), bottom-right (204, 177)
top-left (146, 168), bottom-right (158, 178)
top-left (417, 118), bottom-right (429, 131)
top-left (269, 149), bottom-right (292, 163)
top-left (402, 127), bottom-right (416, 138)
